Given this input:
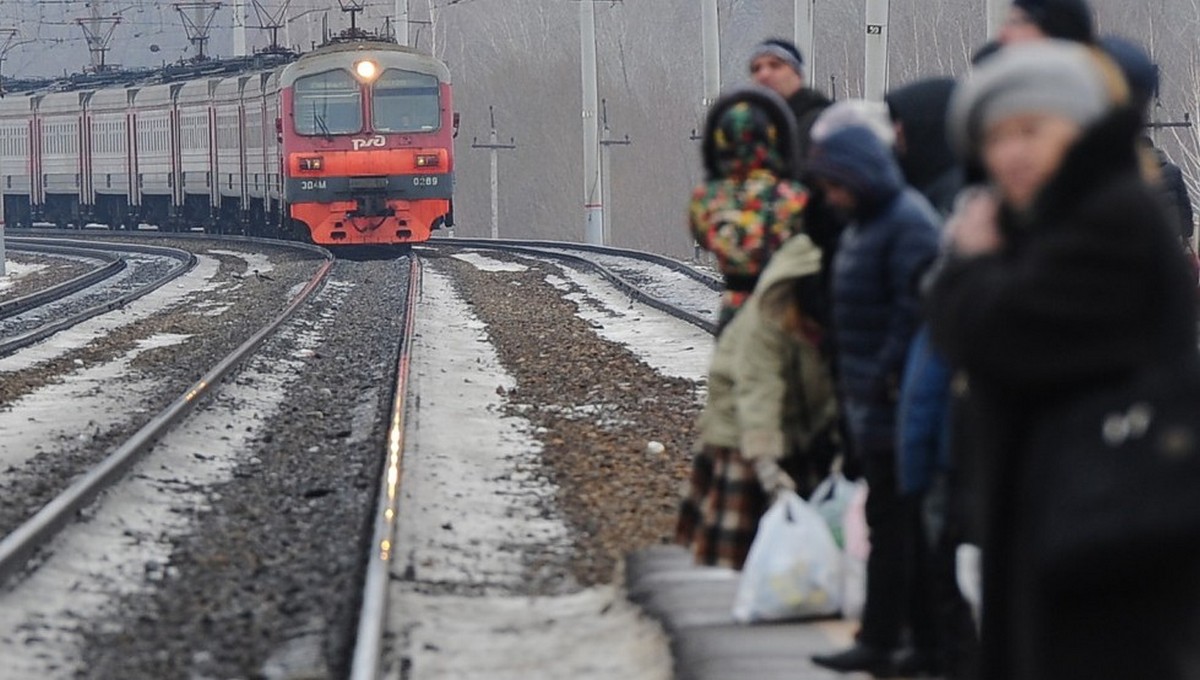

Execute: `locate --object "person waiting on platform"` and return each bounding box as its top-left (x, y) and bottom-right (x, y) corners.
top-left (932, 41), bottom-right (1200, 680)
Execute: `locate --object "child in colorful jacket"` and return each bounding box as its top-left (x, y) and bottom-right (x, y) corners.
top-left (690, 87), bottom-right (810, 332)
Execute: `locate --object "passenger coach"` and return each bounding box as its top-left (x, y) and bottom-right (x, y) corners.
top-left (0, 37), bottom-right (455, 248)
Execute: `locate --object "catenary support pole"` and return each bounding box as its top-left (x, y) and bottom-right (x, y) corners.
top-left (580, 0), bottom-right (603, 245)
top-left (395, 0), bottom-right (409, 46)
top-left (794, 0), bottom-right (815, 85)
top-left (864, 0), bottom-right (890, 101)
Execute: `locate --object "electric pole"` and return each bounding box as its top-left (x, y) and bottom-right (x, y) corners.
top-left (580, 0), bottom-right (603, 244)
top-left (864, 0), bottom-right (890, 101)
top-left (395, 0), bottom-right (409, 46)
top-left (795, 0), bottom-right (815, 85)
top-left (233, 0), bottom-right (247, 56)
top-left (471, 107), bottom-right (516, 240)
top-left (600, 99), bottom-right (631, 246)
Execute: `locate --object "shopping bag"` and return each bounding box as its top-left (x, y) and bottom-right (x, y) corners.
top-left (840, 481), bottom-right (870, 620)
top-left (811, 472), bottom-right (857, 549)
top-left (732, 491), bottom-right (841, 623)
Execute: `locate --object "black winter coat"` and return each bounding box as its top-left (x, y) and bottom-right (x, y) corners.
top-left (817, 126), bottom-right (940, 456)
top-left (1157, 148), bottom-right (1195, 240)
top-left (928, 110), bottom-right (1200, 680)
top-left (787, 87), bottom-right (831, 167)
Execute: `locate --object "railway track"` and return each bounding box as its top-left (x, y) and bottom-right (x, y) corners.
top-left (0, 237), bottom-right (197, 356)
top-left (0, 244), bottom-right (334, 585)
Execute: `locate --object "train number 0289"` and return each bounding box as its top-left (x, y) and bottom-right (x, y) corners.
top-left (413, 176), bottom-right (439, 187)
top-left (301, 180), bottom-right (327, 190)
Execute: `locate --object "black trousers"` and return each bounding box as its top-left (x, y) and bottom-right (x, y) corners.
top-left (857, 453), bottom-right (936, 652)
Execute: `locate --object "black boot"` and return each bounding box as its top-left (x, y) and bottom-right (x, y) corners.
top-left (811, 643), bottom-right (895, 676)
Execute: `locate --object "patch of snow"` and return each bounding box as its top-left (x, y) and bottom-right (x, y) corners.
top-left (549, 266), bottom-right (711, 384)
top-left (0, 261), bottom-right (50, 293)
top-left (387, 266), bottom-right (671, 680)
top-left (451, 252), bottom-right (529, 273)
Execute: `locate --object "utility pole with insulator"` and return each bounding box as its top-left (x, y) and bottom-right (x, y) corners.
top-left (579, 0), bottom-right (603, 245)
top-left (864, 0), bottom-right (890, 101)
top-left (600, 99), bottom-right (631, 246)
top-left (471, 107), bottom-right (516, 240)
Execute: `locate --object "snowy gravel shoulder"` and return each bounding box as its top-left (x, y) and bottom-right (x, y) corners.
top-left (386, 264), bottom-right (672, 680)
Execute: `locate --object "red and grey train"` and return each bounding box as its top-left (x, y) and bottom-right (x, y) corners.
top-left (0, 39), bottom-right (456, 246)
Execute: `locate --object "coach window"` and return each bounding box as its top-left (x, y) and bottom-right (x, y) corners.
top-left (294, 69), bottom-right (362, 136)
top-left (372, 70), bottom-right (440, 133)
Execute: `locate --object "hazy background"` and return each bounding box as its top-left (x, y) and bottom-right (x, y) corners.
top-left (1, 1), bottom-right (1197, 256)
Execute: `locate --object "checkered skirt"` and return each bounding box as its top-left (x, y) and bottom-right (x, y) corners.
top-left (675, 444), bottom-right (769, 570)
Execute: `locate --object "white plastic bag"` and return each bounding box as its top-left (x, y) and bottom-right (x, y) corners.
top-left (732, 490), bottom-right (841, 623)
top-left (840, 481), bottom-right (870, 620)
top-left (811, 472), bottom-right (857, 549)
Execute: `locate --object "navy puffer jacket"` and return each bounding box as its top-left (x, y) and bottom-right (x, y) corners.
top-left (809, 126), bottom-right (940, 455)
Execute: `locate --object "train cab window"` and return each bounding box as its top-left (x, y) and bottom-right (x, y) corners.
top-left (372, 70), bottom-right (440, 133)
top-left (294, 69), bottom-right (363, 136)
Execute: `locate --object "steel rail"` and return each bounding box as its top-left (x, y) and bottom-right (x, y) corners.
top-left (350, 256), bottom-right (423, 680)
top-left (0, 243), bottom-right (126, 319)
top-left (0, 241), bottom-right (198, 358)
top-left (0, 246), bottom-right (336, 587)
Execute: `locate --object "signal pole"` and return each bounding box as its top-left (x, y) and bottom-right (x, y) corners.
top-left (864, 0), bottom-right (890, 100)
top-left (600, 99), bottom-right (631, 246)
top-left (794, 0), bottom-right (815, 84)
top-left (471, 107), bottom-right (516, 240)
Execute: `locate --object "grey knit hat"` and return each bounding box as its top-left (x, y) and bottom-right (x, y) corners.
top-left (948, 41), bottom-right (1109, 160)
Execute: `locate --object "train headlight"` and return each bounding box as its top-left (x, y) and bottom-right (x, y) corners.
top-left (354, 60), bottom-right (379, 82)
top-left (299, 156), bottom-right (324, 171)
top-left (415, 153), bottom-right (440, 168)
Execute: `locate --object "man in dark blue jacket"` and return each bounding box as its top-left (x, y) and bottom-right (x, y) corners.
top-left (806, 124), bottom-right (941, 675)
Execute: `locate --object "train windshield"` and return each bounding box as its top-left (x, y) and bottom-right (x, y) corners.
top-left (293, 69), bottom-right (363, 136)
top-left (372, 70), bottom-right (441, 133)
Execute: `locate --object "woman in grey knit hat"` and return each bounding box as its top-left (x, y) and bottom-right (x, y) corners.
top-left (929, 40), bottom-right (1200, 680)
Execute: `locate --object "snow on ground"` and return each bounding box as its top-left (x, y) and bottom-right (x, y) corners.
top-left (0, 261), bottom-right (50, 294)
top-left (0, 333), bottom-right (190, 472)
top-left (546, 267), bottom-right (711, 384)
top-left (0, 279), bottom-right (352, 679)
top-left (450, 251), bottom-right (529, 272)
top-left (386, 267), bottom-right (672, 680)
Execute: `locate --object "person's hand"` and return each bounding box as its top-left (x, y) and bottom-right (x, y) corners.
top-left (946, 189), bottom-right (1002, 256)
top-left (753, 457), bottom-right (796, 498)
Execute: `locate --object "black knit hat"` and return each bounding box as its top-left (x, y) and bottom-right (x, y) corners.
top-left (750, 39), bottom-right (805, 76)
top-left (1012, 0), bottom-right (1095, 43)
